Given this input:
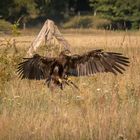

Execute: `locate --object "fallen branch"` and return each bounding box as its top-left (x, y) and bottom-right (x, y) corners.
top-left (27, 19), bottom-right (71, 57)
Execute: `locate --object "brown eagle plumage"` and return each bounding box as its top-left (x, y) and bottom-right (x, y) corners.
top-left (17, 49), bottom-right (129, 89)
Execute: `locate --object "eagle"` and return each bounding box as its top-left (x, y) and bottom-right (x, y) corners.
top-left (17, 49), bottom-right (129, 90)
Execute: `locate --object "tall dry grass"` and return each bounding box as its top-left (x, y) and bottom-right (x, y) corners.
top-left (0, 30), bottom-right (140, 140)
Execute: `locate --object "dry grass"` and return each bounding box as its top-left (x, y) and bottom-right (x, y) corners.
top-left (0, 30), bottom-right (140, 140)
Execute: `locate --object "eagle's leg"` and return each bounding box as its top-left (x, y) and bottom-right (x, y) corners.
top-left (60, 83), bottom-right (64, 90)
top-left (63, 76), bottom-right (79, 90)
top-left (45, 76), bottom-right (51, 88)
top-left (68, 79), bottom-right (79, 90)
top-left (45, 77), bottom-right (57, 92)
top-left (58, 78), bottom-right (64, 90)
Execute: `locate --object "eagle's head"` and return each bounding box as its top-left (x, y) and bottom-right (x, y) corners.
top-left (59, 50), bottom-right (71, 57)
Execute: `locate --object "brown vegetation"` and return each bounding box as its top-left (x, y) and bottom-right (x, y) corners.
top-left (0, 30), bottom-right (140, 140)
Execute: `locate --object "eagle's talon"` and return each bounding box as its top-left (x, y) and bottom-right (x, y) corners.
top-left (58, 78), bottom-right (62, 83)
top-left (67, 77), bottom-right (71, 82)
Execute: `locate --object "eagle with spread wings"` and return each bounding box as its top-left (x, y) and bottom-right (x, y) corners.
top-left (17, 49), bottom-right (129, 89)
top-left (17, 19), bottom-right (129, 89)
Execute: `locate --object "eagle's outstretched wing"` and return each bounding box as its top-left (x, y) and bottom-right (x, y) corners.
top-left (65, 49), bottom-right (130, 76)
top-left (17, 54), bottom-right (55, 80)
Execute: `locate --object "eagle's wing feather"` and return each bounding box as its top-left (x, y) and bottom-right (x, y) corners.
top-left (17, 54), bottom-right (55, 80)
top-left (65, 49), bottom-right (129, 76)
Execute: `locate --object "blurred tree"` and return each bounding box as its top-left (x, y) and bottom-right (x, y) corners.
top-left (0, 0), bottom-right (140, 29)
top-left (0, 0), bottom-right (38, 23)
top-left (114, 0), bottom-right (140, 29)
top-left (0, 0), bottom-right (13, 19)
top-left (90, 0), bottom-right (140, 29)
top-left (35, 0), bottom-right (70, 20)
top-left (10, 0), bottom-right (38, 21)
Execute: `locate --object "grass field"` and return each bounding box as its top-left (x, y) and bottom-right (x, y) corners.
top-left (0, 30), bottom-right (140, 140)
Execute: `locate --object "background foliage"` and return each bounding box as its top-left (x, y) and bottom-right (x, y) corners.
top-left (0, 0), bottom-right (140, 29)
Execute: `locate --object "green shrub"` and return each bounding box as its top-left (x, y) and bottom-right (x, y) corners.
top-left (0, 20), bottom-right (12, 32)
top-left (63, 16), bottom-right (111, 29)
top-left (131, 22), bottom-right (140, 29)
